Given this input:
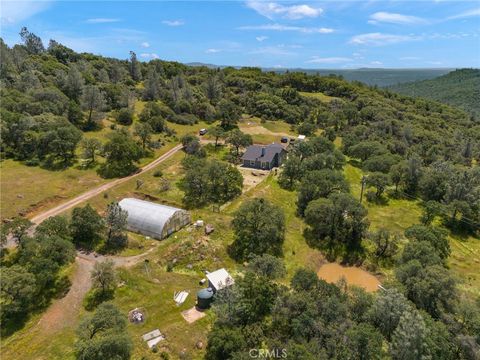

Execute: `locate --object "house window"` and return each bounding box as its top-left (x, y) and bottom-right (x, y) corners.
top-left (250, 160), bottom-right (255, 166)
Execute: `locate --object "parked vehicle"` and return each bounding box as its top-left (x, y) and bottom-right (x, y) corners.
top-left (280, 136), bottom-right (289, 143)
top-left (199, 128), bottom-right (207, 135)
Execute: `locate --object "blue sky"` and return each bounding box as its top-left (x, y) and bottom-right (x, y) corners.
top-left (1, 1), bottom-right (479, 68)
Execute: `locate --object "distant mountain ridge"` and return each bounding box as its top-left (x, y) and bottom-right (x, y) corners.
top-left (389, 68), bottom-right (480, 118)
top-left (186, 62), bottom-right (453, 87)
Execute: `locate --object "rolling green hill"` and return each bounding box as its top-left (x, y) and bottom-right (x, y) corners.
top-left (188, 63), bottom-right (453, 87)
top-left (389, 68), bottom-right (480, 118)
top-left (1, 29), bottom-right (480, 360)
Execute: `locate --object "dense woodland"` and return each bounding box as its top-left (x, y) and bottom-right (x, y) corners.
top-left (1, 29), bottom-right (480, 359)
top-left (389, 68), bottom-right (480, 119)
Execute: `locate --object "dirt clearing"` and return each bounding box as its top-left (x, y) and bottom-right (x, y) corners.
top-left (237, 167), bottom-right (270, 192)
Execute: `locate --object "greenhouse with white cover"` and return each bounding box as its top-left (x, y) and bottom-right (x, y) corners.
top-left (119, 198), bottom-right (191, 240)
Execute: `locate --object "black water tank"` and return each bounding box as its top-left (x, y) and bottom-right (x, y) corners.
top-left (197, 287), bottom-right (214, 309)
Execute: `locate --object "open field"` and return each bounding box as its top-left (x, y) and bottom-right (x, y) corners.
top-left (344, 161), bottom-right (480, 297)
top-left (0, 159), bottom-right (107, 220)
top-left (238, 116), bottom-right (295, 144)
top-left (0, 143), bottom-right (320, 359)
top-left (2, 122), bottom-right (479, 359)
top-left (0, 114), bottom-right (209, 220)
top-left (299, 91), bottom-right (339, 103)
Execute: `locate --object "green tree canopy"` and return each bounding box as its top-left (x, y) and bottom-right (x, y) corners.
top-left (230, 198), bottom-right (285, 261)
top-left (304, 193), bottom-right (369, 252)
top-left (98, 130), bottom-right (143, 178)
top-left (70, 204), bottom-right (104, 246)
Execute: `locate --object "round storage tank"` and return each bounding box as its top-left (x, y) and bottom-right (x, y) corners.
top-left (197, 287), bottom-right (214, 309)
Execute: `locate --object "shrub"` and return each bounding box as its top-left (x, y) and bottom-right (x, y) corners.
top-left (116, 108), bottom-right (134, 125)
top-left (168, 113), bottom-right (198, 125)
top-left (83, 288), bottom-right (114, 311)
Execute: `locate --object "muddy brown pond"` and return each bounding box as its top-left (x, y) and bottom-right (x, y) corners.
top-left (317, 263), bottom-right (381, 292)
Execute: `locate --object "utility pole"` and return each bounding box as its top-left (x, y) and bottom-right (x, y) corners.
top-left (360, 175), bottom-right (368, 203)
top-left (144, 259), bottom-right (150, 278)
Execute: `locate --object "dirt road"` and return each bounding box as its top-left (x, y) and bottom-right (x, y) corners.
top-left (37, 256), bottom-right (94, 332)
top-left (29, 144), bottom-right (183, 224)
top-left (36, 247), bottom-right (158, 334)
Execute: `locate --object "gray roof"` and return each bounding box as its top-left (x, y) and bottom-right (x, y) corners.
top-left (118, 198), bottom-right (187, 238)
top-left (241, 143), bottom-right (285, 163)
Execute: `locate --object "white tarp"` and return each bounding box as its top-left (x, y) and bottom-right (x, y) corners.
top-left (142, 329), bottom-right (161, 342)
top-left (174, 291), bottom-right (189, 305)
top-left (147, 336), bottom-right (165, 349)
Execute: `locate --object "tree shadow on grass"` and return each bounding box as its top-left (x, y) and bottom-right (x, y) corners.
top-left (83, 288), bottom-right (115, 311)
top-left (303, 228), bottom-right (366, 265)
top-left (1, 276), bottom-right (73, 338)
top-left (347, 159), bottom-right (362, 168)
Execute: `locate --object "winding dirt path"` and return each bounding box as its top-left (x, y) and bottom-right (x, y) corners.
top-left (36, 246), bottom-right (159, 334)
top-left (29, 144), bottom-right (183, 224)
top-left (23, 144), bottom-right (183, 334)
top-left (37, 257), bottom-right (94, 332)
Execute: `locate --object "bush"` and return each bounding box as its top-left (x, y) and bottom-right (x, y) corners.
top-left (153, 170), bottom-right (163, 177)
top-left (159, 179), bottom-right (171, 192)
top-left (116, 108), bottom-right (134, 125)
top-left (169, 113), bottom-right (198, 125)
top-left (365, 190), bottom-right (377, 203)
top-left (297, 122), bottom-right (316, 136)
top-left (53, 274), bottom-right (72, 299)
top-left (83, 288), bottom-right (115, 311)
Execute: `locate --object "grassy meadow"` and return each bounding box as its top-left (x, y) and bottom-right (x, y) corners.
top-left (2, 120), bottom-right (479, 359)
top-left (0, 100), bottom-right (210, 221)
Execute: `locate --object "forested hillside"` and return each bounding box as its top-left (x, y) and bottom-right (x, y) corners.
top-left (2, 29), bottom-right (478, 231)
top-left (389, 68), bottom-right (480, 118)
top-left (1, 28), bottom-right (480, 360)
top-left (189, 63), bottom-right (452, 87)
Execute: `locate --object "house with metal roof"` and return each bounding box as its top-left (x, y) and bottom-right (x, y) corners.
top-left (119, 198), bottom-right (191, 240)
top-left (206, 268), bottom-right (235, 292)
top-left (241, 143), bottom-right (287, 170)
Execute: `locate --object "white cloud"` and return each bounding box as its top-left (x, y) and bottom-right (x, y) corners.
top-left (352, 52), bottom-right (365, 59)
top-left (447, 8), bottom-right (480, 20)
top-left (205, 48), bottom-right (221, 53)
top-left (368, 12), bottom-right (426, 25)
top-left (141, 42), bottom-right (150, 48)
top-left (140, 53), bottom-right (159, 59)
top-left (250, 46), bottom-right (296, 56)
top-left (33, 28), bottom-right (146, 54)
top-left (86, 18), bottom-right (120, 24)
top-left (350, 32), bottom-right (419, 46)
top-left (246, 1), bottom-right (323, 20)
top-left (306, 56), bottom-right (353, 64)
top-left (370, 61), bottom-right (383, 65)
top-left (239, 23), bottom-right (334, 34)
top-left (256, 36), bottom-right (268, 42)
top-left (162, 20), bottom-right (184, 26)
top-left (1, 0), bottom-right (52, 25)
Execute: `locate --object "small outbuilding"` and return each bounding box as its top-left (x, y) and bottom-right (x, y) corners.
top-left (119, 198), bottom-right (191, 240)
top-left (206, 268), bottom-right (235, 292)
